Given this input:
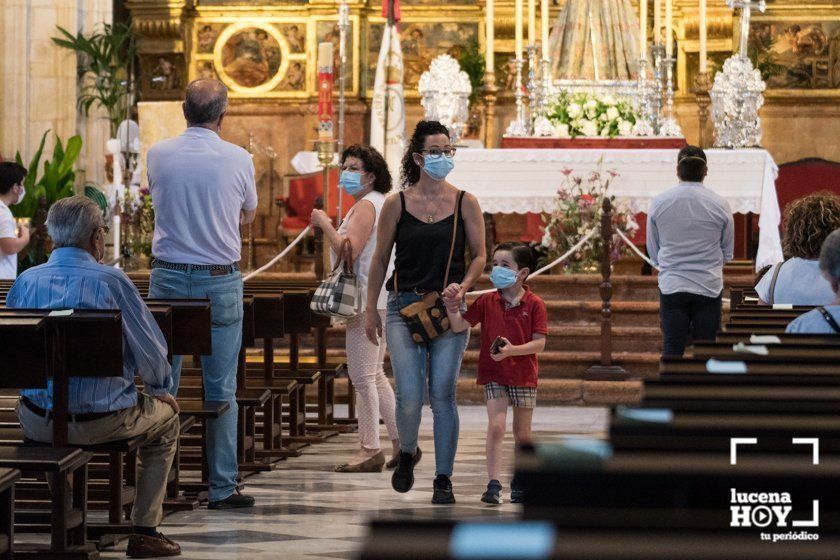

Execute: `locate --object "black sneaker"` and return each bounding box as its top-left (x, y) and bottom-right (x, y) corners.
top-left (391, 450), bottom-right (418, 493)
top-left (208, 489), bottom-right (255, 510)
top-left (431, 474), bottom-right (456, 504)
top-left (510, 477), bottom-right (524, 504)
top-left (481, 479), bottom-right (502, 505)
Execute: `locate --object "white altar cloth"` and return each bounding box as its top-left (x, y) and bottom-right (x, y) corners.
top-left (449, 148), bottom-right (782, 270)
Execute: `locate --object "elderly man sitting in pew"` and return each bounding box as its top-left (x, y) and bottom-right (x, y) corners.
top-left (787, 229), bottom-right (840, 334)
top-left (6, 196), bottom-right (182, 558)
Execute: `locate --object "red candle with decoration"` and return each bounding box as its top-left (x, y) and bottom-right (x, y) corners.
top-left (317, 42), bottom-right (334, 141)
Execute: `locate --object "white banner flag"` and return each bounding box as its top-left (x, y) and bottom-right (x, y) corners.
top-left (370, 24), bottom-right (406, 185)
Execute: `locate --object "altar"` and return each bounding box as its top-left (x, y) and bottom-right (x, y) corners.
top-left (449, 148), bottom-right (783, 270)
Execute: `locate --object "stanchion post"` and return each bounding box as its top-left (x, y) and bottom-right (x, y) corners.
top-left (313, 196), bottom-right (325, 280)
top-left (586, 198), bottom-right (627, 380)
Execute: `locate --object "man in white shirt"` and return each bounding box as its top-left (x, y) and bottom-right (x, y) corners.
top-left (147, 79), bottom-right (258, 509)
top-left (0, 162), bottom-right (30, 279)
top-left (647, 146), bottom-right (735, 357)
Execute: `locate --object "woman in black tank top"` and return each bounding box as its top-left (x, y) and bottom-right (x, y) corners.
top-left (363, 121), bottom-right (487, 503)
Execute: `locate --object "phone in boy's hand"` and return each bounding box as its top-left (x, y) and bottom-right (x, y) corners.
top-left (490, 336), bottom-right (507, 355)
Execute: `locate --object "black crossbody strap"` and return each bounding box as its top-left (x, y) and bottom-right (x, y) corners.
top-left (817, 306), bottom-right (840, 334)
top-left (767, 259), bottom-right (787, 305)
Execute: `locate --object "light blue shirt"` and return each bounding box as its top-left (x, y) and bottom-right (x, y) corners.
top-left (755, 258), bottom-right (835, 306)
top-left (147, 127), bottom-right (258, 265)
top-left (786, 304), bottom-right (840, 334)
top-left (6, 248), bottom-right (172, 413)
top-left (647, 182), bottom-right (735, 298)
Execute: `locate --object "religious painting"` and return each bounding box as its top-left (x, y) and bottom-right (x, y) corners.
top-left (749, 20), bottom-right (840, 89)
top-left (196, 24), bottom-right (222, 54)
top-left (281, 24), bottom-right (306, 54)
top-left (214, 23), bottom-right (290, 94)
top-left (196, 60), bottom-right (217, 80)
top-left (279, 61), bottom-right (305, 90)
top-left (316, 20), bottom-right (355, 79)
top-left (366, 21), bottom-right (479, 92)
top-left (149, 55), bottom-right (183, 91)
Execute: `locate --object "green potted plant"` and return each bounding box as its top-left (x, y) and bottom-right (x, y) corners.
top-left (13, 131), bottom-right (83, 272)
top-left (52, 23), bottom-right (136, 137)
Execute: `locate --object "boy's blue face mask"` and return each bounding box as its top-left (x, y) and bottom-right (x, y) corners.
top-left (422, 154), bottom-right (455, 181)
top-left (490, 266), bottom-right (519, 289)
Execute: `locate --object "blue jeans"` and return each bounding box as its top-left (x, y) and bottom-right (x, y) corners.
top-left (386, 292), bottom-right (469, 478)
top-left (149, 267), bottom-right (243, 502)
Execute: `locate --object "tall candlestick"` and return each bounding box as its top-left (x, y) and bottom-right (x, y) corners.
top-left (639, 0), bottom-right (648, 58)
top-left (515, 0), bottom-right (523, 59)
top-left (317, 42), bottom-right (334, 142)
top-left (699, 0), bottom-right (708, 72)
top-left (654, 0), bottom-right (661, 45)
top-left (541, 0), bottom-right (549, 59)
top-left (486, 0), bottom-right (494, 72)
top-left (665, 0), bottom-right (673, 57)
top-left (528, 0), bottom-right (536, 46)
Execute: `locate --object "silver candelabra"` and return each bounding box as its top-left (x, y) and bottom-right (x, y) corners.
top-left (660, 57), bottom-right (682, 136)
top-left (634, 57), bottom-right (656, 136)
top-left (505, 57), bottom-right (529, 136)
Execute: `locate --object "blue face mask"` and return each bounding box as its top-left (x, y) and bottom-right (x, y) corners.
top-left (422, 154), bottom-right (455, 181)
top-left (339, 171), bottom-right (365, 195)
top-left (490, 266), bottom-right (519, 289)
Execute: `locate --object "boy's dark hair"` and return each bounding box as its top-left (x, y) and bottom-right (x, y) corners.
top-left (676, 145), bottom-right (707, 183)
top-left (0, 162), bottom-right (27, 195)
top-left (494, 242), bottom-right (536, 271)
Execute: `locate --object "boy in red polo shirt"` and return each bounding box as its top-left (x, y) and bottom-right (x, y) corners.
top-left (443, 242), bottom-right (547, 505)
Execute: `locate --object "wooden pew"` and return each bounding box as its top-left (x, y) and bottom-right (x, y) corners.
top-left (0, 467), bottom-right (18, 560)
top-left (1, 314), bottom-right (100, 559)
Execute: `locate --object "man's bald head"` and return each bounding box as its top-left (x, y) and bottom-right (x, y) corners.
top-left (183, 79), bottom-right (228, 128)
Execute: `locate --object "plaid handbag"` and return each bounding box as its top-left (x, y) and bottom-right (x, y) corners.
top-left (395, 191), bottom-right (464, 344)
top-left (310, 239), bottom-right (359, 318)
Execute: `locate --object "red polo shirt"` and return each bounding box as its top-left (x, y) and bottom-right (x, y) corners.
top-left (463, 286), bottom-right (548, 387)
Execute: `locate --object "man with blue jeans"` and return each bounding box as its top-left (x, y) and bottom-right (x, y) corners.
top-left (147, 78), bottom-right (257, 509)
top-left (647, 145), bottom-right (735, 357)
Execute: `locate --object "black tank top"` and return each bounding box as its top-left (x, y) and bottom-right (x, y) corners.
top-left (385, 190), bottom-right (467, 293)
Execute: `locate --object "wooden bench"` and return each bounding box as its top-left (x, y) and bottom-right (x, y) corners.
top-left (1, 314), bottom-right (100, 559)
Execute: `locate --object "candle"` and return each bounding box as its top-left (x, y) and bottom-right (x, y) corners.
top-left (699, 0), bottom-right (708, 72)
top-left (654, 0), bottom-right (661, 45)
top-left (639, 0), bottom-right (647, 59)
top-left (665, 0), bottom-right (673, 57)
top-left (317, 42), bottom-right (334, 141)
top-left (515, 0), bottom-right (523, 59)
top-left (486, 0), bottom-right (494, 72)
top-left (541, 0), bottom-right (549, 59)
top-left (528, 0), bottom-right (536, 46)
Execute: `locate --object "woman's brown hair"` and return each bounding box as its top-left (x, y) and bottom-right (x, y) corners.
top-left (782, 192), bottom-right (840, 259)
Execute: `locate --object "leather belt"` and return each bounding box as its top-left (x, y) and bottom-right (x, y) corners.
top-left (151, 258), bottom-right (240, 273)
top-left (21, 397), bottom-right (116, 422)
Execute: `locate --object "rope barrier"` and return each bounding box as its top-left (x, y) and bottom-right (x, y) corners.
top-left (243, 225), bottom-right (312, 281)
top-left (615, 228), bottom-right (657, 270)
top-left (466, 228), bottom-right (598, 296)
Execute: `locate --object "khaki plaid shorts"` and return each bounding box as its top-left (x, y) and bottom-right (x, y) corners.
top-left (484, 382), bottom-right (537, 408)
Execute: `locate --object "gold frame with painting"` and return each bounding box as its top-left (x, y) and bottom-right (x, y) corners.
top-left (363, 14), bottom-right (481, 99)
top-left (747, 9), bottom-right (840, 100)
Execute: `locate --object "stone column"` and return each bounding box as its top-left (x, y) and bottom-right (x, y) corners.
top-left (0, 0), bottom-right (76, 162)
top-left (77, 0), bottom-right (114, 187)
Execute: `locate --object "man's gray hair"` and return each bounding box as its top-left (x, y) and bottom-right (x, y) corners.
top-left (819, 229), bottom-right (840, 282)
top-left (47, 196), bottom-right (105, 248)
top-left (183, 79), bottom-right (228, 126)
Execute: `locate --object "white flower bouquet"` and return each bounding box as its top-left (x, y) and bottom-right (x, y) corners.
top-left (544, 91), bottom-right (639, 139)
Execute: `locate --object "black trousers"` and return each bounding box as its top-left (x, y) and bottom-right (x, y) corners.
top-left (659, 291), bottom-right (722, 357)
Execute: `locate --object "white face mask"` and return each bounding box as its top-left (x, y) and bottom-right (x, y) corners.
top-left (14, 185), bottom-right (25, 205)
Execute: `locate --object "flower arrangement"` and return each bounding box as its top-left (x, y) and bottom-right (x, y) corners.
top-left (539, 167), bottom-right (639, 273)
top-left (121, 188), bottom-right (154, 267)
top-left (544, 91), bottom-right (639, 139)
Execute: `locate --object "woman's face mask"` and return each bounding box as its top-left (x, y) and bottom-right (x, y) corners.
top-left (422, 154), bottom-right (455, 181)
